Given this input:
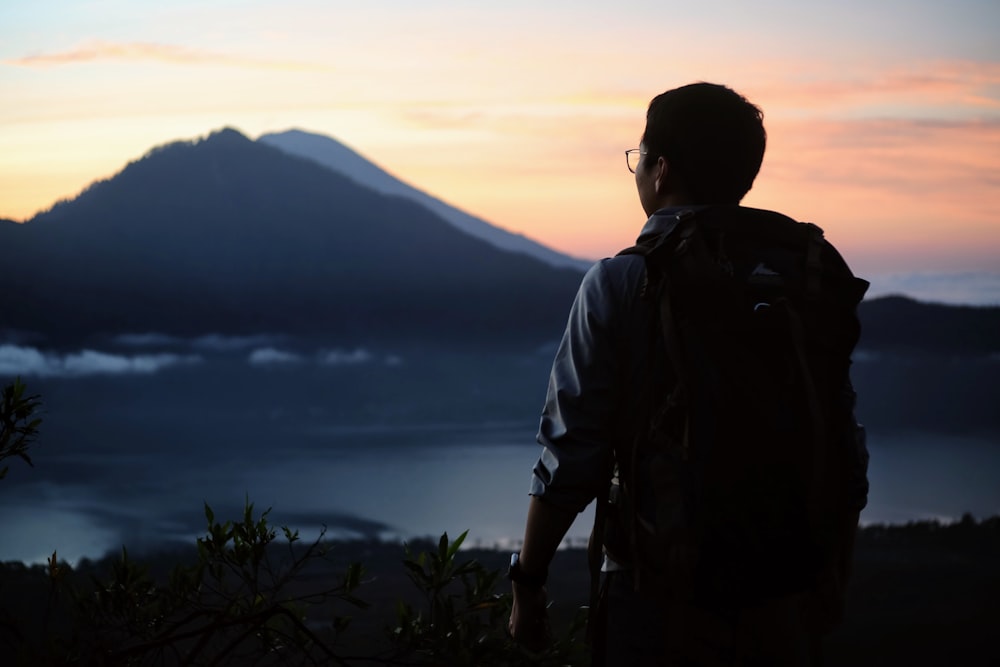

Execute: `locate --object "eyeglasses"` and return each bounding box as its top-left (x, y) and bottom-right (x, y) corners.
top-left (625, 148), bottom-right (646, 174)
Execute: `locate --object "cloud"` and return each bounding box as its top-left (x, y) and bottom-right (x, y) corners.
top-left (752, 60), bottom-right (1000, 114)
top-left (112, 333), bottom-right (285, 352)
top-left (241, 346), bottom-right (405, 368)
top-left (5, 40), bottom-right (334, 72)
top-left (318, 348), bottom-right (373, 366)
top-left (0, 346), bottom-right (201, 378)
top-left (767, 117), bottom-right (1000, 193)
top-left (248, 348), bottom-right (303, 366)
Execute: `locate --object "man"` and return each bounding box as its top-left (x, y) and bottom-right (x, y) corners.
top-left (507, 82), bottom-right (869, 665)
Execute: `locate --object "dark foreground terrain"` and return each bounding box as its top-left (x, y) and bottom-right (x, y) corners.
top-left (826, 516), bottom-right (1000, 666)
top-left (2, 516), bottom-right (997, 665)
top-left (466, 518), bottom-right (1000, 666)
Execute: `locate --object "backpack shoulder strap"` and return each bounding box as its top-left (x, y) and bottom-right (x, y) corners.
top-left (587, 213), bottom-right (698, 634)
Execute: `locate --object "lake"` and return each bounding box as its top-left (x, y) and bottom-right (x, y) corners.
top-left (2, 421), bottom-right (998, 565)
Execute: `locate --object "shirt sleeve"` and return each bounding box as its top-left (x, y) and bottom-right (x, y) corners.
top-left (529, 260), bottom-right (622, 514)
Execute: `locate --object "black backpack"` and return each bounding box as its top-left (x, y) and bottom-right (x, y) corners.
top-left (595, 206), bottom-right (869, 610)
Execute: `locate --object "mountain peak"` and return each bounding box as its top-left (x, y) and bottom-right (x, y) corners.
top-left (203, 126), bottom-right (252, 145)
top-left (132, 127), bottom-right (253, 169)
top-left (193, 127), bottom-right (253, 146)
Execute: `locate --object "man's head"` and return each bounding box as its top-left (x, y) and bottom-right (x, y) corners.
top-left (635, 82), bottom-right (766, 214)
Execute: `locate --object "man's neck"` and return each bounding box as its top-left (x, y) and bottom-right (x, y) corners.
top-left (654, 193), bottom-right (694, 209)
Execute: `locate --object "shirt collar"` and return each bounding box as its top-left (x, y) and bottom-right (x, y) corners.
top-left (635, 206), bottom-right (709, 245)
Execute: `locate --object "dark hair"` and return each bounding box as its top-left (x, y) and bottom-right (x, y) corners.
top-left (642, 82), bottom-right (766, 204)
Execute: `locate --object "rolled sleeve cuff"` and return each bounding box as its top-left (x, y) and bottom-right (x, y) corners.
top-left (529, 446), bottom-right (597, 514)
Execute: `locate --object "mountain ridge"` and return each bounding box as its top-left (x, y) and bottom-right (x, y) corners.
top-left (0, 128), bottom-right (584, 346)
top-left (857, 294), bottom-right (1000, 355)
top-left (258, 129), bottom-right (591, 271)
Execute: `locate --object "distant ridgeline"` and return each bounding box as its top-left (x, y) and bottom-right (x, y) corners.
top-left (858, 296), bottom-right (1000, 357)
top-left (852, 296), bottom-right (999, 435)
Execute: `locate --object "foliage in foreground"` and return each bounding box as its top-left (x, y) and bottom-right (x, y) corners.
top-left (392, 530), bottom-right (587, 666)
top-left (3, 507), bottom-right (586, 666)
top-left (0, 379), bottom-right (587, 665)
top-left (0, 378), bottom-right (41, 481)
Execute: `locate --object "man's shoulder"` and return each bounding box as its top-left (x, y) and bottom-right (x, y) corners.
top-left (565, 255), bottom-right (650, 326)
top-left (583, 253), bottom-right (648, 294)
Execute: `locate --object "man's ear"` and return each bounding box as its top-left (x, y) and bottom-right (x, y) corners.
top-left (653, 156), bottom-right (670, 195)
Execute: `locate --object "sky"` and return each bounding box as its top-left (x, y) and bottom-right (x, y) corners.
top-left (2, 0), bottom-right (999, 302)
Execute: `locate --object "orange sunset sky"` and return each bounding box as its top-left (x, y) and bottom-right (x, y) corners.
top-left (2, 1), bottom-right (998, 301)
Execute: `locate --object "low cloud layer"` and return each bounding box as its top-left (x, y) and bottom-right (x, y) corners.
top-left (0, 345), bottom-right (201, 378)
top-left (319, 348), bottom-right (373, 366)
top-left (113, 332), bottom-right (283, 351)
top-left (249, 347), bottom-right (404, 368)
top-left (248, 348), bottom-right (303, 366)
top-left (0, 341), bottom-right (403, 376)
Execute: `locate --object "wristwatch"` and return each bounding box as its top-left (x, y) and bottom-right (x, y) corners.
top-left (507, 552), bottom-right (547, 589)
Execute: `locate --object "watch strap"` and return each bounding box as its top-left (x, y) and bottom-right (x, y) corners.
top-left (507, 552), bottom-right (547, 588)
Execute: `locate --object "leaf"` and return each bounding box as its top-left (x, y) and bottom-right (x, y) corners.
top-left (438, 532), bottom-right (450, 562)
top-left (448, 529), bottom-right (469, 559)
top-left (47, 550), bottom-right (61, 580)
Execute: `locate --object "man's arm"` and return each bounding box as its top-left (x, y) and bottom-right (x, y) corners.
top-left (507, 496), bottom-right (577, 650)
top-left (507, 257), bottom-right (644, 650)
top-left (518, 495), bottom-right (578, 575)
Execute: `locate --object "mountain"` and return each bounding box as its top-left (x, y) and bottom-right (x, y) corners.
top-left (258, 129), bottom-right (591, 271)
top-left (858, 295), bottom-right (1000, 356)
top-left (850, 295), bottom-right (1000, 434)
top-left (0, 128), bottom-right (585, 346)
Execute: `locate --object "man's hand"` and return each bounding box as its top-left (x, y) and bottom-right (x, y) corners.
top-left (508, 581), bottom-right (552, 652)
top-left (509, 496), bottom-right (575, 652)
